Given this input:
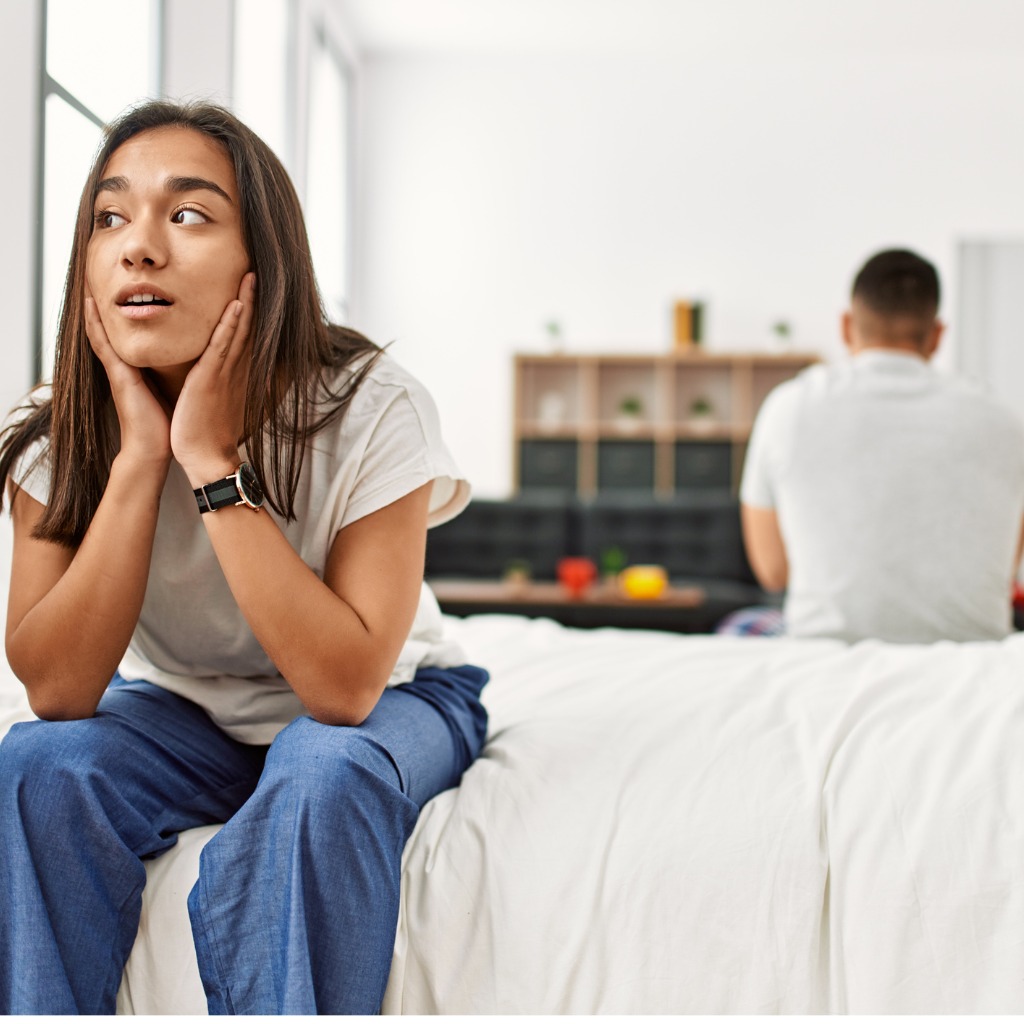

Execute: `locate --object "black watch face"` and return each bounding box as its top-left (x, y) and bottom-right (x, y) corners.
top-left (238, 462), bottom-right (264, 508)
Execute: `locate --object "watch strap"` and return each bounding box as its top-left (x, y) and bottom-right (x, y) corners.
top-left (194, 474), bottom-right (243, 513)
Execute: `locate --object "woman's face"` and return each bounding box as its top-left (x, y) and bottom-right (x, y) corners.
top-left (85, 126), bottom-right (250, 380)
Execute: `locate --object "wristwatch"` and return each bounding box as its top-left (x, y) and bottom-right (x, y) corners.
top-left (193, 462), bottom-right (264, 514)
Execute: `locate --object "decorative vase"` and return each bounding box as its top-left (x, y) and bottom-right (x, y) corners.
top-left (687, 415), bottom-right (716, 436)
top-left (620, 564), bottom-right (668, 600)
top-left (557, 557), bottom-right (597, 598)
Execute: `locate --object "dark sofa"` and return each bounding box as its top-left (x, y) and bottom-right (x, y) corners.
top-left (425, 493), bottom-right (778, 633)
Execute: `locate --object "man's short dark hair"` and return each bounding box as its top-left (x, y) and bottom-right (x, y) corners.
top-left (851, 249), bottom-right (940, 320)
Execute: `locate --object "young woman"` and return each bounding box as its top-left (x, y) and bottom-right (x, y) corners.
top-left (0, 100), bottom-right (488, 1015)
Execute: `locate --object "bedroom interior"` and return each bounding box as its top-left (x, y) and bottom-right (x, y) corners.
top-left (3, 0), bottom-right (1024, 1014)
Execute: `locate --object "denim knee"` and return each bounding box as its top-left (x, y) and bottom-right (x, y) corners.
top-left (0, 719), bottom-right (52, 783)
top-left (0, 718), bottom-right (119, 832)
top-left (263, 716), bottom-right (404, 802)
top-left (195, 717), bottom-right (417, 883)
top-left (0, 714), bottom-right (179, 854)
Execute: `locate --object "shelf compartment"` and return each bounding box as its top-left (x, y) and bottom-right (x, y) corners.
top-left (674, 441), bottom-right (733, 492)
top-left (751, 360), bottom-right (810, 418)
top-left (596, 361), bottom-right (660, 434)
top-left (597, 440), bottom-right (656, 492)
top-left (518, 439), bottom-right (579, 493)
top-left (518, 359), bottom-right (584, 433)
top-left (674, 363), bottom-right (735, 435)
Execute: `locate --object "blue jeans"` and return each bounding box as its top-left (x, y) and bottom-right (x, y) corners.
top-left (0, 665), bottom-right (489, 1014)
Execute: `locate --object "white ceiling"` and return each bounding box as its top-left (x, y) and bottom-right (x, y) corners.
top-left (335, 0), bottom-right (1024, 58)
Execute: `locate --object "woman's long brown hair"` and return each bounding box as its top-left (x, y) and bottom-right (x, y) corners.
top-left (0, 100), bottom-right (380, 546)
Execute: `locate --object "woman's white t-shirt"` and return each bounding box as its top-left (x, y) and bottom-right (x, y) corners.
top-left (14, 354), bottom-right (470, 742)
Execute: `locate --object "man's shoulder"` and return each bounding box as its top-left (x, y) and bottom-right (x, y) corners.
top-left (934, 371), bottom-right (1024, 433)
top-left (758, 362), bottom-right (831, 417)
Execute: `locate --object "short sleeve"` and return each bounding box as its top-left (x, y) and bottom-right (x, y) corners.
top-left (336, 366), bottom-right (470, 532)
top-left (3, 393), bottom-right (52, 507)
top-left (739, 381), bottom-right (794, 510)
top-left (9, 438), bottom-right (51, 506)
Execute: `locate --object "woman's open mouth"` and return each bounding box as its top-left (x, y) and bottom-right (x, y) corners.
top-left (116, 290), bottom-right (174, 319)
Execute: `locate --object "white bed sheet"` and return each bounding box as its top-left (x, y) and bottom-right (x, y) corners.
top-left (383, 616), bottom-right (1024, 1013)
top-left (2, 613), bottom-right (1024, 1013)
top-left (385, 616), bottom-right (834, 1014)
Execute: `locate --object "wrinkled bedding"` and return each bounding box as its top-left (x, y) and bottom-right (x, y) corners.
top-left (2, 613), bottom-right (1023, 1013)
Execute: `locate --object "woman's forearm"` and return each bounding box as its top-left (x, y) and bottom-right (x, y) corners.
top-left (7, 453), bottom-right (168, 719)
top-left (189, 478), bottom-right (429, 727)
top-left (199, 507), bottom-right (400, 725)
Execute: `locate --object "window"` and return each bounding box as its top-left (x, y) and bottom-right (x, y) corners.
top-left (233, 2), bottom-right (354, 321)
top-left (305, 30), bottom-right (352, 324)
top-left (39, 0), bottom-right (160, 379)
top-left (233, 0), bottom-right (292, 166)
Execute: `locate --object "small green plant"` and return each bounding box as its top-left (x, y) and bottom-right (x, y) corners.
top-left (503, 558), bottom-right (532, 582)
top-left (689, 396), bottom-right (714, 418)
top-left (599, 546), bottom-right (628, 578)
top-left (618, 395), bottom-right (643, 417)
top-left (543, 319), bottom-right (564, 350)
top-left (770, 320), bottom-right (792, 340)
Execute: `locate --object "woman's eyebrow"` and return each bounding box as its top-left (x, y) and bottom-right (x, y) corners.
top-left (93, 175), bottom-right (129, 199)
top-left (92, 175), bottom-right (233, 203)
top-left (165, 175), bottom-right (233, 203)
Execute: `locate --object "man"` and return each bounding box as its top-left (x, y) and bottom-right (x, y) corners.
top-left (740, 248), bottom-right (1024, 643)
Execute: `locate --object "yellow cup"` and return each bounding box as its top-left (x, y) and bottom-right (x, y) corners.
top-left (620, 564), bottom-right (668, 599)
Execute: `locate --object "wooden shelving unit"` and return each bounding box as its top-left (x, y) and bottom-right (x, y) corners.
top-left (513, 350), bottom-right (818, 497)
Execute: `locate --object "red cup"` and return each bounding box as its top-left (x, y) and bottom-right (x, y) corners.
top-left (557, 557), bottom-right (597, 598)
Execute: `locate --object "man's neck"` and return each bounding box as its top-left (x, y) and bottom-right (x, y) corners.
top-left (850, 341), bottom-right (928, 360)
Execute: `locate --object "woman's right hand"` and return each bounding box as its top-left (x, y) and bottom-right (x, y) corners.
top-left (9, 304), bottom-right (175, 719)
top-left (85, 295), bottom-right (173, 471)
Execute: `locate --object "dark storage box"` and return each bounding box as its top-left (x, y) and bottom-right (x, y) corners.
top-left (597, 440), bottom-right (655, 491)
top-left (674, 441), bottom-right (732, 491)
top-left (519, 440), bottom-right (578, 492)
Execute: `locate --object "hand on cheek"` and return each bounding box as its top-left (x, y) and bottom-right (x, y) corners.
top-left (171, 272), bottom-right (257, 484)
top-left (84, 293), bottom-right (172, 468)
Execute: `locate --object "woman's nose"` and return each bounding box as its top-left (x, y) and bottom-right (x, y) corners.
top-left (119, 217), bottom-right (168, 269)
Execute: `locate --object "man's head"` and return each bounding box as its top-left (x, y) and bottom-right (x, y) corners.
top-left (842, 248), bottom-right (943, 359)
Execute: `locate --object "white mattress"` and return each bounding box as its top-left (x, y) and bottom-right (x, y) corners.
top-left (2, 613), bottom-right (1024, 1013)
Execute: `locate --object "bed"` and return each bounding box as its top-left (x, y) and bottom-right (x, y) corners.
top-left (2, 610), bottom-right (1024, 1013)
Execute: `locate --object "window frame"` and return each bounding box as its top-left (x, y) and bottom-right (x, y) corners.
top-left (34, 0), bottom-right (162, 382)
top-left (305, 20), bottom-right (356, 324)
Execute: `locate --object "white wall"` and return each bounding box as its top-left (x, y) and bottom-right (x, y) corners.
top-left (958, 241), bottom-right (1024, 419)
top-left (352, 38), bottom-right (1024, 497)
top-left (162, 0), bottom-right (234, 103)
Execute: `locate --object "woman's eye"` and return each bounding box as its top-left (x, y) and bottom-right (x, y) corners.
top-left (94, 211), bottom-right (126, 229)
top-left (172, 207), bottom-right (207, 226)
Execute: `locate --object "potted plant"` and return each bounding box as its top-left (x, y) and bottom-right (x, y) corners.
top-left (688, 395), bottom-right (716, 435)
top-left (599, 545), bottom-right (628, 585)
top-left (616, 395), bottom-right (644, 433)
top-left (503, 558), bottom-right (532, 592)
top-left (770, 319), bottom-right (792, 352)
top-left (543, 319), bottom-right (565, 353)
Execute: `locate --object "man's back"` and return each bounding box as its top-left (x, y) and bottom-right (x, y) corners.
top-left (741, 350), bottom-right (1024, 642)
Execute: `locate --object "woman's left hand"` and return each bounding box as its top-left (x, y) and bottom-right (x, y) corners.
top-left (171, 272), bottom-right (256, 480)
